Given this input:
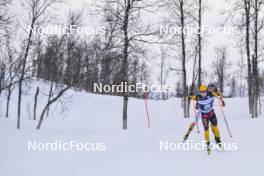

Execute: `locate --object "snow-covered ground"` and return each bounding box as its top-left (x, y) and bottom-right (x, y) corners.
top-left (0, 85), bottom-right (263, 176)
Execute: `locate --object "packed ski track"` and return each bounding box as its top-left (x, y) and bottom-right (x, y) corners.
top-left (0, 87), bottom-right (263, 176)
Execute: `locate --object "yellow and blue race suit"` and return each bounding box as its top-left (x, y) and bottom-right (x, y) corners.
top-left (190, 91), bottom-right (222, 146)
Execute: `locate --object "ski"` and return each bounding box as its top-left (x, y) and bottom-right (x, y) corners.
top-left (207, 148), bottom-right (211, 155)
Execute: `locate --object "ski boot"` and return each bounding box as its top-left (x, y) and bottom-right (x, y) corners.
top-left (206, 141), bottom-right (211, 155)
top-left (207, 147), bottom-right (211, 155)
top-left (183, 134), bottom-right (189, 142)
top-left (215, 137), bottom-right (224, 150)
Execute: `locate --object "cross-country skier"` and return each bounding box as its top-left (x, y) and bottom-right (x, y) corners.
top-left (183, 84), bottom-right (220, 142)
top-left (190, 84), bottom-right (225, 154)
top-left (207, 83), bottom-right (222, 97)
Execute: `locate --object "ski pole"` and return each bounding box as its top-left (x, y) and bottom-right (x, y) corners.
top-left (192, 101), bottom-right (200, 133)
top-left (217, 98), bottom-right (232, 138)
top-left (144, 92), bottom-right (151, 128)
top-left (195, 111), bottom-right (200, 133)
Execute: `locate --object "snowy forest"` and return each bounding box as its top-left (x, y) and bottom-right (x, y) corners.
top-left (0, 0), bottom-right (264, 175)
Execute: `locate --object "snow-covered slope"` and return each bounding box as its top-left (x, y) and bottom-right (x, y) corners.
top-left (0, 85), bottom-right (263, 176)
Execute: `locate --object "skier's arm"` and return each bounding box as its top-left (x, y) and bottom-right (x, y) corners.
top-left (195, 101), bottom-right (199, 110)
top-left (213, 87), bottom-right (222, 97)
top-left (212, 92), bottom-right (225, 107)
top-left (188, 95), bottom-right (199, 109)
top-left (189, 95), bottom-right (198, 101)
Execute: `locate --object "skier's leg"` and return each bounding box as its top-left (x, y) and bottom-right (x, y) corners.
top-left (202, 117), bottom-right (211, 154)
top-left (183, 122), bottom-right (196, 142)
top-left (210, 115), bottom-right (221, 144)
top-left (202, 117), bottom-right (210, 145)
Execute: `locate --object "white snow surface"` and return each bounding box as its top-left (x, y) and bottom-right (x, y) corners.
top-left (0, 83), bottom-right (263, 176)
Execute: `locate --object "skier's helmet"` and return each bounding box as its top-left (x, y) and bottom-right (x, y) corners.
top-left (199, 85), bottom-right (207, 92)
top-left (199, 85), bottom-right (207, 97)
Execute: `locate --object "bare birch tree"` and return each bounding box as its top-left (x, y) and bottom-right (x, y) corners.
top-left (97, 0), bottom-right (157, 129)
top-left (213, 46), bottom-right (230, 95)
top-left (161, 0), bottom-right (196, 117)
top-left (17, 0), bottom-right (61, 129)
